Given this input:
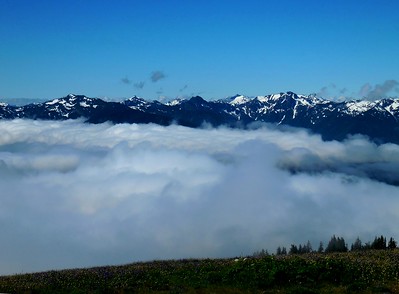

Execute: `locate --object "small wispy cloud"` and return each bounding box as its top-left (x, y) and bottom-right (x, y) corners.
top-left (134, 81), bottom-right (145, 90)
top-left (359, 83), bottom-right (372, 98)
top-left (316, 84), bottom-right (345, 101)
top-left (121, 76), bottom-right (132, 85)
top-left (179, 84), bottom-right (188, 92)
top-left (313, 81), bottom-right (399, 101)
top-left (317, 86), bottom-right (329, 98)
top-left (151, 70), bottom-right (166, 83)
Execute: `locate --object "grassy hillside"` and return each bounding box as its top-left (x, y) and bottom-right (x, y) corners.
top-left (1, 250), bottom-right (399, 293)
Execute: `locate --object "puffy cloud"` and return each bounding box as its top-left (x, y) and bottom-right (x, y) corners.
top-left (0, 120), bottom-right (398, 274)
top-left (367, 80), bottom-right (399, 100)
top-left (359, 80), bottom-right (399, 100)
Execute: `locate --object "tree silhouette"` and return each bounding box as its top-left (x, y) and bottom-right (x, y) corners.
top-left (351, 237), bottom-right (362, 251)
top-left (388, 237), bottom-right (397, 249)
top-left (325, 235), bottom-right (348, 253)
top-left (317, 241), bottom-right (324, 253)
top-left (289, 244), bottom-right (298, 255)
top-left (276, 246), bottom-right (288, 256)
top-left (371, 235), bottom-right (386, 250)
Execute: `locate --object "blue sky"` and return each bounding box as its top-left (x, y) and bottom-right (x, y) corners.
top-left (1, 0), bottom-right (398, 101)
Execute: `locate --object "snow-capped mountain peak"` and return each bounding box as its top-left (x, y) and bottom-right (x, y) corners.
top-left (229, 95), bottom-right (250, 105)
top-left (1, 92), bottom-right (399, 144)
top-left (166, 98), bottom-right (183, 106)
top-left (66, 93), bottom-right (76, 99)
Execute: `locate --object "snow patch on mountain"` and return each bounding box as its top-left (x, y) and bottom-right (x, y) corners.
top-left (167, 99), bottom-right (183, 106)
top-left (45, 99), bottom-right (60, 105)
top-left (80, 101), bottom-right (90, 107)
top-left (256, 95), bottom-right (269, 102)
top-left (387, 101), bottom-right (399, 111)
top-left (230, 95), bottom-right (250, 105)
top-left (345, 101), bottom-right (374, 114)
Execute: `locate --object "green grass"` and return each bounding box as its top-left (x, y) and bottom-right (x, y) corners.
top-left (1, 250), bottom-right (399, 293)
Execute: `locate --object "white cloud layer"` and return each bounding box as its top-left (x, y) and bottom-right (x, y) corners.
top-left (0, 120), bottom-right (399, 274)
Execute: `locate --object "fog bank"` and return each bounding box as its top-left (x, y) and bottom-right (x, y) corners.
top-left (0, 120), bottom-right (398, 274)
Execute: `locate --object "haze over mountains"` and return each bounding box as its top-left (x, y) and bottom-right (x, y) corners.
top-left (1, 91), bottom-right (399, 144)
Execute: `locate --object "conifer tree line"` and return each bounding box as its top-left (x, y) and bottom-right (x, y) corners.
top-left (253, 235), bottom-right (397, 257)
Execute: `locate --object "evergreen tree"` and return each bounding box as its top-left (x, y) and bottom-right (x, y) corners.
top-left (305, 240), bottom-right (313, 253)
top-left (388, 237), bottom-right (397, 249)
top-left (253, 249), bottom-right (269, 257)
top-left (325, 235), bottom-right (348, 253)
top-left (325, 235), bottom-right (337, 253)
top-left (363, 242), bottom-right (371, 250)
top-left (317, 241), bottom-right (324, 253)
top-left (289, 244), bottom-right (298, 255)
top-left (351, 237), bottom-right (362, 251)
top-left (371, 235), bottom-right (386, 250)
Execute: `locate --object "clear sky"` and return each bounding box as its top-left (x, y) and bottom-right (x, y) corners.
top-left (1, 0), bottom-right (398, 101)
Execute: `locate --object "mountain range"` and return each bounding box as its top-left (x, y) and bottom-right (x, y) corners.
top-left (1, 92), bottom-right (399, 144)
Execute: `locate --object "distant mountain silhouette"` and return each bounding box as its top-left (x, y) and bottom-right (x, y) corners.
top-left (1, 92), bottom-right (399, 144)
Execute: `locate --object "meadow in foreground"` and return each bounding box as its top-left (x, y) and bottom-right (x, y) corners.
top-left (1, 249), bottom-right (399, 293)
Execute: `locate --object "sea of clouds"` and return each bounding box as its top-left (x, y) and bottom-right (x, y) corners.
top-left (0, 119), bottom-right (399, 274)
